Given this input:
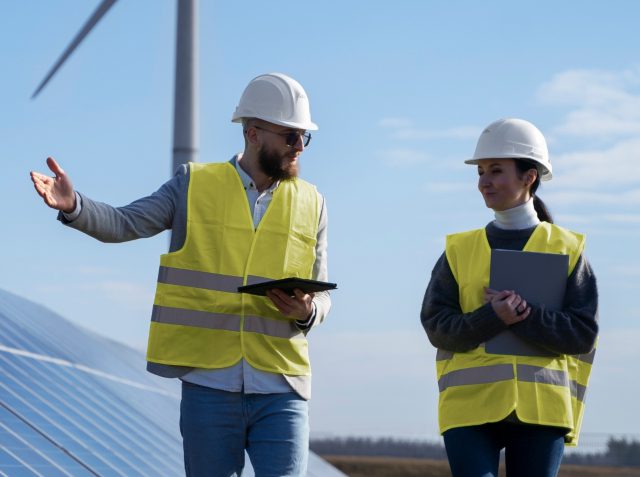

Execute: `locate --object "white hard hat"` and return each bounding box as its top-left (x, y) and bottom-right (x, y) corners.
top-left (231, 73), bottom-right (318, 131)
top-left (465, 118), bottom-right (552, 181)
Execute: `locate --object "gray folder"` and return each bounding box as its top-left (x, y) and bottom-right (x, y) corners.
top-left (485, 249), bottom-right (569, 357)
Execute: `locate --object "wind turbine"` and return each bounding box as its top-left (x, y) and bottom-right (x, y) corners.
top-left (32, 0), bottom-right (199, 174)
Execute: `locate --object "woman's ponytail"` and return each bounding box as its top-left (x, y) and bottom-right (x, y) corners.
top-left (532, 195), bottom-right (553, 223)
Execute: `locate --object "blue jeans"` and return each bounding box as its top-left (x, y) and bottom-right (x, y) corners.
top-left (443, 421), bottom-right (566, 477)
top-left (180, 381), bottom-right (309, 477)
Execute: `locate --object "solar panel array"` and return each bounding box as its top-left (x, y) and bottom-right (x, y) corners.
top-left (0, 289), bottom-right (183, 476)
top-left (0, 289), bottom-right (346, 477)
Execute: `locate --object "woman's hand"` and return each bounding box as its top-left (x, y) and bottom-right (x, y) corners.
top-left (485, 288), bottom-right (530, 325)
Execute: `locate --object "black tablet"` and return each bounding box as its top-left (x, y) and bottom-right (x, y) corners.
top-left (237, 278), bottom-right (337, 296)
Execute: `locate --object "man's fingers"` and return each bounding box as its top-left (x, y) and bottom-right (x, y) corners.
top-left (293, 289), bottom-right (313, 301)
top-left (46, 157), bottom-right (64, 178)
top-left (270, 288), bottom-right (292, 302)
top-left (265, 288), bottom-right (314, 321)
top-left (266, 290), bottom-right (291, 312)
top-left (31, 175), bottom-right (51, 197)
top-left (30, 171), bottom-right (51, 185)
top-left (31, 176), bottom-right (45, 191)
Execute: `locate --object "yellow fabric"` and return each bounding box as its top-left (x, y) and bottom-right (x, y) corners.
top-left (440, 222), bottom-right (591, 445)
top-left (565, 344), bottom-right (596, 446)
top-left (147, 162), bottom-right (319, 375)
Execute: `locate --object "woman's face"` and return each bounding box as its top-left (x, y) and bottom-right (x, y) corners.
top-left (477, 159), bottom-right (534, 211)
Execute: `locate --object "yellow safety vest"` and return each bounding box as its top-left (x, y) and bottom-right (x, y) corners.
top-left (440, 222), bottom-right (595, 445)
top-left (146, 162), bottom-right (320, 376)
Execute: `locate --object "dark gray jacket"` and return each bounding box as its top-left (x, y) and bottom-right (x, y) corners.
top-left (421, 223), bottom-right (598, 355)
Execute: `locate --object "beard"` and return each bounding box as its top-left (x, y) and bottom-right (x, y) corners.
top-left (257, 146), bottom-right (299, 181)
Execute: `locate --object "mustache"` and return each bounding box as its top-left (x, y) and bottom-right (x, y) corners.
top-left (258, 148), bottom-right (299, 180)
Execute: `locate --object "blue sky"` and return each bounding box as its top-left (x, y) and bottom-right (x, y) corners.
top-left (3, 1), bottom-right (640, 443)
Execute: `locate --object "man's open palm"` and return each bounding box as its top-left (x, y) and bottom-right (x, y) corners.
top-left (30, 157), bottom-right (76, 213)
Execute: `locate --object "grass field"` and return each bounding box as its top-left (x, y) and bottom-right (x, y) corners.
top-left (324, 455), bottom-right (640, 477)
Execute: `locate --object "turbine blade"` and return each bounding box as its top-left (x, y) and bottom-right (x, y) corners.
top-left (31, 0), bottom-right (119, 99)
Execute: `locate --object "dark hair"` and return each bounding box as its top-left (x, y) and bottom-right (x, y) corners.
top-left (514, 159), bottom-right (553, 223)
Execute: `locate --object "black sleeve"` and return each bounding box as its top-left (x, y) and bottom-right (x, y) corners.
top-left (420, 252), bottom-right (508, 352)
top-left (510, 255), bottom-right (599, 355)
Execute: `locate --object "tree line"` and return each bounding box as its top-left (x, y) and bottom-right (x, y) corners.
top-left (310, 436), bottom-right (640, 467)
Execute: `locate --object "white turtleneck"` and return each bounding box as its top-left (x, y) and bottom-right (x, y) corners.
top-left (493, 198), bottom-right (540, 230)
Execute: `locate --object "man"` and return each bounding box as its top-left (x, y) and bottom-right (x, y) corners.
top-left (30, 72), bottom-right (330, 477)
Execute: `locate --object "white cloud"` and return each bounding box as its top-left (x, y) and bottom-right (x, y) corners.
top-left (551, 137), bottom-right (640, 190)
top-left (423, 181), bottom-right (468, 193)
top-left (38, 280), bottom-right (153, 309)
top-left (552, 214), bottom-right (594, 225)
top-left (377, 117), bottom-right (479, 141)
top-left (592, 328), bottom-right (640, 372)
top-left (543, 188), bottom-right (640, 206)
top-left (74, 266), bottom-right (117, 276)
top-left (378, 117), bottom-right (413, 129)
top-left (390, 125), bottom-right (479, 141)
top-left (94, 281), bottom-right (154, 308)
top-left (552, 213), bottom-right (640, 237)
top-left (538, 68), bottom-right (640, 139)
top-left (534, 69), bottom-right (640, 210)
top-left (379, 148), bottom-right (431, 166)
top-left (602, 213), bottom-right (640, 224)
top-left (377, 68), bottom-right (640, 211)
top-left (608, 264), bottom-right (640, 276)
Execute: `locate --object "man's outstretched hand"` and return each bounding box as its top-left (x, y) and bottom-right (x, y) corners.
top-left (30, 157), bottom-right (76, 213)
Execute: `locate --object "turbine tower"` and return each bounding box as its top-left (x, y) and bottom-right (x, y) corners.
top-left (32, 0), bottom-right (199, 174)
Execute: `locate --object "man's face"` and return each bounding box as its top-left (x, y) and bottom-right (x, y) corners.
top-left (258, 143), bottom-right (299, 181)
top-left (254, 122), bottom-right (306, 180)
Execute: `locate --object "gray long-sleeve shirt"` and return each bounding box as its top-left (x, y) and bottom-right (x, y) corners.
top-left (421, 223), bottom-right (598, 355)
top-left (60, 156), bottom-right (330, 399)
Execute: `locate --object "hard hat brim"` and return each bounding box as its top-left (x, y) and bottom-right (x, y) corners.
top-left (232, 115), bottom-right (318, 131)
top-left (464, 157), bottom-right (553, 181)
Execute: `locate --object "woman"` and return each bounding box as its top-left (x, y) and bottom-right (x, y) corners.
top-left (420, 118), bottom-right (598, 477)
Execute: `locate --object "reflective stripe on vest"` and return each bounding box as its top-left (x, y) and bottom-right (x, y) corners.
top-left (438, 364), bottom-right (570, 393)
top-left (146, 162), bottom-right (319, 374)
top-left (570, 380), bottom-right (587, 402)
top-left (157, 266), bottom-right (276, 293)
top-left (151, 305), bottom-right (304, 340)
top-left (157, 266), bottom-right (244, 293)
top-left (439, 222), bottom-right (594, 445)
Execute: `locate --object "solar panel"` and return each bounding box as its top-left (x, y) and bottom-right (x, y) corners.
top-left (0, 289), bottom-right (346, 476)
top-left (0, 288), bottom-right (183, 475)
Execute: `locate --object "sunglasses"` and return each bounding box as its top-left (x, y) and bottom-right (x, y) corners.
top-left (253, 125), bottom-right (312, 148)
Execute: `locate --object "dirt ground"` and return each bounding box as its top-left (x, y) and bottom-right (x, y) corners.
top-left (324, 455), bottom-right (640, 477)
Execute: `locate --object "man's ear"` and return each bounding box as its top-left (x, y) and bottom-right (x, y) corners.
top-left (244, 126), bottom-right (259, 145)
